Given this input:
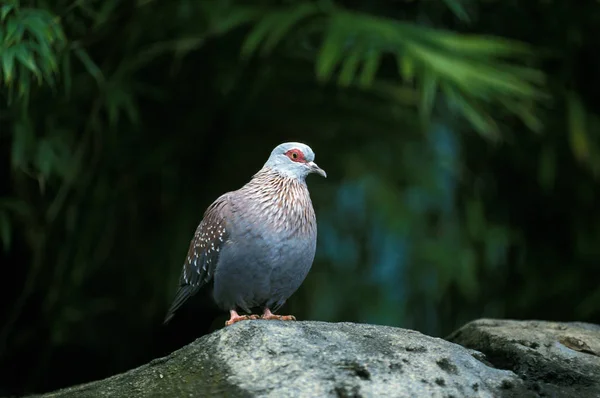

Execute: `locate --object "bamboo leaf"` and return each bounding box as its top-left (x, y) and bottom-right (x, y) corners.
top-left (1, 46), bottom-right (16, 83)
top-left (0, 211), bottom-right (11, 252)
top-left (62, 50), bottom-right (71, 97)
top-left (18, 63), bottom-right (31, 100)
top-left (436, 34), bottom-right (533, 57)
top-left (241, 14), bottom-right (278, 59)
top-left (260, 3), bottom-right (319, 54)
top-left (443, 84), bottom-right (500, 140)
top-left (398, 55), bottom-right (415, 83)
top-left (73, 47), bottom-right (104, 85)
top-left (419, 68), bottom-right (438, 124)
top-left (442, 0), bottom-right (470, 22)
top-left (209, 6), bottom-right (261, 35)
top-left (1, 3), bottom-right (14, 22)
top-left (316, 17), bottom-right (345, 82)
top-left (5, 18), bottom-right (20, 42)
top-left (567, 92), bottom-right (589, 162)
top-left (338, 47), bottom-right (362, 87)
top-left (11, 121), bottom-right (34, 170)
top-left (37, 138), bottom-right (54, 179)
top-left (358, 50), bottom-right (380, 88)
top-left (501, 98), bottom-right (544, 133)
top-left (15, 47), bottom-right (42, 82)
top-left (93, 0), bottom-right (119, 29)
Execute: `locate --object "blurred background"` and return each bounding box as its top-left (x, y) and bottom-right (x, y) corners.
top-left (1, 0), bottom-right (600, 395)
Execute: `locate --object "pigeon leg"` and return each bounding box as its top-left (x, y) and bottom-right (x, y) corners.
top-left (225, 309), bottom-right (259, 326)
top-left (260, 308), bottom-right (296, 321)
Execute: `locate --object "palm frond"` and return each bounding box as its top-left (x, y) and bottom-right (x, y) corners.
top-left (232, 2), bottom-right (546, 138)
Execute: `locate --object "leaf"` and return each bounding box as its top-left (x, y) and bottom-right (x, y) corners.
top-left (405, 43), bottom-right (542, 98)
top-left (73, 47), bottom-right (104, 85)
top-left (1, 46), bottom-right (16, 83)
top-left (15, 47), bottom-right (42, 82)
top-left (11, 120), bottom-right (34, 170)
top-left (240, 13), bottom-right (279, 59)
top-left (567, 91), bottom-right (588, 162)
top-left (338, 47), bottom-right (362, 87)
top-left (17, 63), bottom-right (31, 100)
top-left (36, 138), bottom-right (55, 179)
top-left (0, 198), bottom-right (31, 218)
top-left (5, 18), bottom-right (20, 43)
top-left (501, 98), bottom-right (544, 133)
top-left (436, 34), bottom-right (532, 57)
top-left (208, 6), bottom-right (260, 35)
top-left (442, 84), bottom-right (500, 139)
top-left (93, 0), bottom-right (119, 29)
top-left (62, 50), bottom-right (71, 97)
top-left (442, 0), bottom-right (470, 22)
top-left (358, 50), bottom-right (380, 88)
top-left (0, 211), bottom-right (11, 252)
top-left (260, 3), bottom-right (318, 55)
top-left (1, 3), bottom-right (14, 22)
top-left (398, 55), bottom-right (415, 83)
top-left (315, 17), bottom-right (345, 82)
top-left (419, 68), bottom-right (437, 124)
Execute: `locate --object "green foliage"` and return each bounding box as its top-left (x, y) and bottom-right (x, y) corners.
top-left (231, 2), bottom-right (546, 139)
top-left (0, 0), bottom-right (66, 103)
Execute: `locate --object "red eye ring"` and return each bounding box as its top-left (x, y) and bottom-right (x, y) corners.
top-left (285, 149), bottom-right (306, 163)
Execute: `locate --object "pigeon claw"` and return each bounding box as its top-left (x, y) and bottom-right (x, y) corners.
top-left (261, 314), bottom-right (296, 321)
top-left (260, 308), bottom-right (296, 321)
top-left (225, 310), bottom-right (259, 326)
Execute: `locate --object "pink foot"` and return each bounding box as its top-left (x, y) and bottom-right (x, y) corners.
top-left (260, 308), bottom-right (296, 321)
top-left (225, 310), bottom-right (259, 326)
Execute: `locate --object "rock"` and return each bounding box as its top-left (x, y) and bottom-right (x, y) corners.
top-left (447, 319), bottom-right (600, 398)
top-left (29, 321), bottom-right (530, 398)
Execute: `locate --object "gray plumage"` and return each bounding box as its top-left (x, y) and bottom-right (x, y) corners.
top-left (164, 142), bottom-right (326, 324)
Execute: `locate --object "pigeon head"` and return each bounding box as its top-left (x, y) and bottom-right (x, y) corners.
top-left (263, 142), bottom-right (327, 180)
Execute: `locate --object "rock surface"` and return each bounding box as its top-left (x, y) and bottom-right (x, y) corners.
top-left (447, 319), bottom-right (600, 398)
top-left (27, 319), bottom-right (600, 398)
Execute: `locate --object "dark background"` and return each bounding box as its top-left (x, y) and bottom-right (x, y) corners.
top-left (1, 0), bottom-right (600, 396)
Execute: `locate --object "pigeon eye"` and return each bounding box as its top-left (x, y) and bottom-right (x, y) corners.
top-left (285, 149), bottom-right (305, 163)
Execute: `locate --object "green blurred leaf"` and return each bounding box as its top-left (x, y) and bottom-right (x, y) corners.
top-left (241, 13), bottom-right (278, 59)
top-left (15, 47), bottom-right (42, 82)
top-left (93, 0), bottom-right (119, 29)
top-left (1, 3), bottom-right (15, 22)
top-left (398, 55), bottom-right (415, 83)
top-left (73, 47), bottom-right (104, 85)
top-left (442, 0), bottom-right (470, 22)
top-left (338, 47), bottom-right (362, 87)
top-left (358, 51), bottom-right (380, 88)
top-left (419, 69), bottom-right (437, 124)
top-left (5, 18), bottom-right (22, 43)
top-left (260, 3), bottom-right (319, 55)
top-left (11, 120), bottom-right (34, 170)
top-left (567, 91), bottom-right (589, 162)
top-left (443, 84), bottom-right (500, 139)
top-left (61, 49), bottom-right (71, 96)
top-left (1, 46), bottom-right (16, 83)
top-left (0, 211), bottom-right (11, 252)
top-left (36, 138), bottom-right (59, 179)
top-left (315, 18), bottom-right (345, 82)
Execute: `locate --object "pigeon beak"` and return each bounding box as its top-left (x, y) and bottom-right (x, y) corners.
top-left (308, 161), bottom-right (327, 178)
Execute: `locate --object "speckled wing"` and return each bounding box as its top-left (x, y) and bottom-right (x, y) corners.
top-left (163, 195), bottom-right (229, 324)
